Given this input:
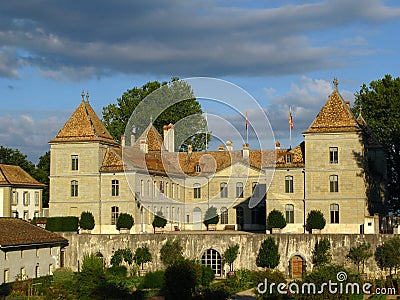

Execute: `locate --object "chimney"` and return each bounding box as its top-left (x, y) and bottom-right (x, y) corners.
top-left (121, 134), bottom-right (125, 147)
top-left (275, 141), bottom-right (281, 150)
top-left (140, 139), bottom-right (148, 153)
top-left (188, 144), bottom-right (192, 154)
top-left (345, 101), bottom-right (350, 108)
top-left (242, 143), bottom-right (249, 160)
top-left (226, 141), bottom-right (233, 152)
top-left (218, 145), bottom-right (225, 152)
top-left (130, 134), bottom-right (135, 145)
top-left (163, 124), bottom-right (175, 152)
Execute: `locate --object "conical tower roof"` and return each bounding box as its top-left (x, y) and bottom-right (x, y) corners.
top-left (303, 78), bottom-right (360, 134)
top-left (50, 97), bottom-right (118, 146)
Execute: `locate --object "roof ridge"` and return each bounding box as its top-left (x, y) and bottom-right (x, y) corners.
top-left (83, 101), bottom-right (99, 139)
top-left (0, 165), bottom-right (10, 184)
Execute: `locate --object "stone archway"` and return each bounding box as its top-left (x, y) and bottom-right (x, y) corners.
top-left (290, 255), bottom-right (304, 278)
top-left (201, 249), bottom-right (222, 276)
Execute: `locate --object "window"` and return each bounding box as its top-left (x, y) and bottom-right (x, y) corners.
top-left (220, 182), bottom-right (228, 198)
top-left (35, 265), bottom-right (40, 278)
top-left (285, 204), bottom-right (294, 223)
top-left (330, 204), bottom-right (339, 223)
top-left (329, 175), bottom-right (338, 193)
top-left (36, 248), bottom-right (39, 257)
top-left (111, 206), bottom-right (119, 225)
top-left (329, 147), bottom-right (338, 164)
top-left (147, 180), bottom-right (151, 197)
top-left (201, 249), bottom-right (222, 276)
top-left (12, 211), bottom-right (18, 218)
top-left (172, 183), bottom-right (175, 198)
top-left (285, 176), bottom-right (294, 193)
top-left (4, 269), bottom-right (9, 283)
top-left (21, 249), bottom-right (24, 258)
top-left (236, 207), bottom-right (244, 227)
top-left (71, 155), bottom-right (79, 170)
top-left (112, 180), bottom-right (119, 196)
top-left (193, 183), bottom-right (201, 199)
top-left (286, 154), bottom-right (292, 164)
top-left (252, 182), bottom-right (259, 197)
top-left (11, 191), bottom-right (18, 205)
top-left (23, 211), bottom-right (28, 220)
top-left (140, 180), bottom-right (144, 196)
top-left (4, 251), bottom-right (8, 260)
top-left (34, 211), bottom-right (39, 218)
top-left (165, 182), bottom-right (169, 197)
top-left (23, 192), bottom-right (29, 206)
top-left (195, 164), bottom-right (201, 173)
top-left (71, 180), bottom-right (78, 197)
top-left (236, 182), bottom-right (244, 198)
top-left (220, 207), bottom-right (228, 224)
top-left (49, 264), bottom-right (54, 276)
top-left (34, 192), bottom-right (40, 206)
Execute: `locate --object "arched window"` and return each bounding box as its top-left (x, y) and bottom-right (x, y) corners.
top-left (201, 249), bottom-right (222, 276)
top-left (71, 180), bottom-right (78, 197)
top-left (193, 183), bottom-right (201, 199)
top-left (285, 204), bottom-right (294, 223)
top-left (236, 182), bottom-right (244, 198)
top-left (330, 203), bottom-right (339, 223)
top-left (330, 175), bottom-right (338, 192)
top-left (285, 176), bottom-right (293, 193)
top-left (220, 207), bottom-right (228, 224)
top-left (111, 206), bottom-right (119, 225)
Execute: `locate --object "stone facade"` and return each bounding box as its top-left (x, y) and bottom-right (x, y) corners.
top-left (49, 80), bottom-right (386, 234)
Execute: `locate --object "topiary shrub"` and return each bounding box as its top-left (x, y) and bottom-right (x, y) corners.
top-left (152, 211), bottom-right (167, 233)
top-left (306, 210), bottom-right (326, 232)
top-left (140, 270), bottom-right (165, 289)
top-left (267, 209), bottom-right (286, 229)
top-left (116, 213), bottom-right (134, 230)
top-left (203, 206), bottom-right (219, 228)
top-left (79, 211), bottom-right (95, 230)
top-left (223, 244), bottom-right (240, 272)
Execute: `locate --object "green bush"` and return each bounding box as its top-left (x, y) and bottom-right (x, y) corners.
top-left (152, 211), bottom-right (167, 231)
top-left (31, 216), bottom-right (47, 225)
top-left (201, 265), bottom-right (215, 286)
top-left (45, 216), bottom-right (79, 232)
top-left (116, 213), bottom-right (134, 230)
top-left (203, 206), bottom-right (219, 226)
top-left (252, 269), bottom-right (286, 299)
top-left (160, 238), bottom-right (184, 267)
top-left (79, 211), bottom-right (95, 230)
top-left (306, 210), bottom-right (326, 231)
top-left (267, 209), bottom-right (287, 229)
top-left (164, 259), bottom-right (202, 300)
top-left (140, 270), bottom-right (165, 289)
top-left (110, 248), bottom-right (133, 267)
top-left (193, 285), bottom-right (230, 300)
top-left (106, 265), bottom-right (128, 278)
top-left (312, 238), bottom-right (331, 266)
top-left (223, 269), bottom-right (254, 294)
top-left (257, 237), bottom-right (280, 269)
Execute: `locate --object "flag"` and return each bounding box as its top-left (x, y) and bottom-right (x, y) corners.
top-left (288, 107), bottom-right (294, 130)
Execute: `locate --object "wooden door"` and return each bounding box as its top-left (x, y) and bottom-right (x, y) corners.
top-left (291, 256), bottom-right (303, 278)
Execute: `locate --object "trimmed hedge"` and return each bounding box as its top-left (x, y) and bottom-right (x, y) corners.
top-left (45, 216), bottom-right (79, 232)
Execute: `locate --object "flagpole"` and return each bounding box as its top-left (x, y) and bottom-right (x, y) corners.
top-left (246, 111), bottom-right (249, 145)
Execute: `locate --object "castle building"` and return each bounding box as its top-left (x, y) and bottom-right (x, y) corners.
top-left (49, 80), bottom-right (386, 234)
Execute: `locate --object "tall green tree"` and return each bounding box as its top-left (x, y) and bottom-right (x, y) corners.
top-left (347, 241), bottom-right (373, 273)
top-left (160, 238), bottom-right (184, 267)
top-left (102, 78), bottom-right (209, 151)
top-left (353, 75), bottom-right (400, 211)
top-left (312, 238), bottom-right (332, 266)
top-left (32, 151), bottom-right (50, 207)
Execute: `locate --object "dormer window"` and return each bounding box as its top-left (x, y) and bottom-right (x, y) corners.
top-left (195, 164), bottom-right (201, 173)
top-left (286, 154), bottom-right (292, 164)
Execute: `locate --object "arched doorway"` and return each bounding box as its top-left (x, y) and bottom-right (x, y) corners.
top-left (193, 207), bottom-right (202, 230)
top-left (201, 249), bottom-right (222, 276)
top-left (290, 255), bottom-right (304, 278)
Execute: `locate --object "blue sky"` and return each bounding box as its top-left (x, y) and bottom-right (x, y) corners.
top-left (0, 0), bottom-right (400, 163)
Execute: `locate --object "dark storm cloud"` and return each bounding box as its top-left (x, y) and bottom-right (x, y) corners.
top-left (0, 0), bottom-right (399, 79)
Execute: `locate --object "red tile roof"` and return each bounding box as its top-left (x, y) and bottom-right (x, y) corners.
top-left (0, 218), bottom-right (68, 248)
top-left (50, 101), bottom-right (119, 146)
top-left (0, 164), bottom-right (45, 187)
